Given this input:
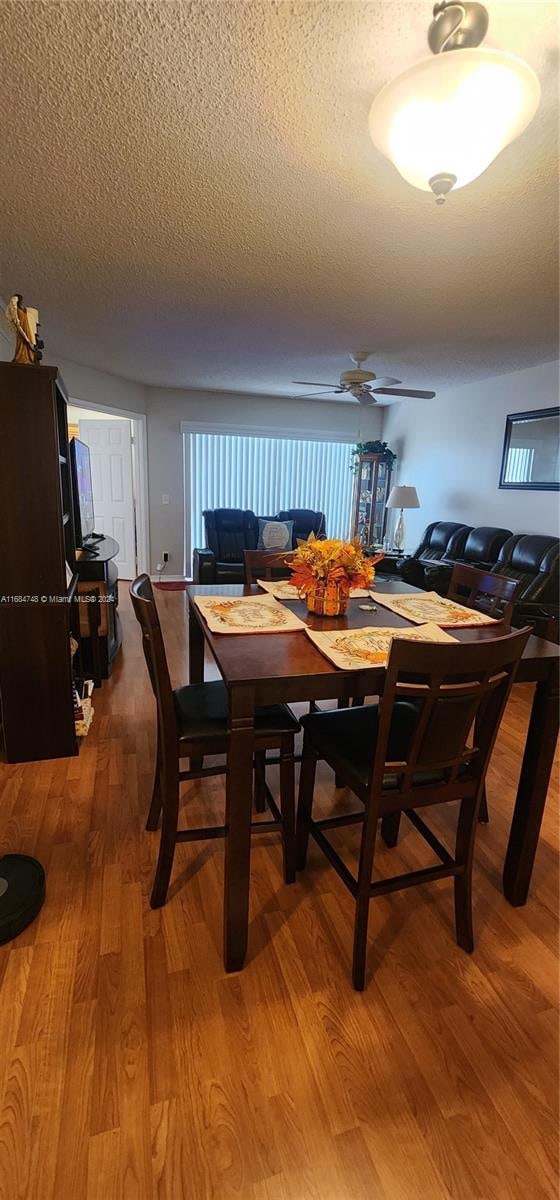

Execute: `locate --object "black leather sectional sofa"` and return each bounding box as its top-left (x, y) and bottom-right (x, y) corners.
top-left (399, 521), bottom-right (559, 638)
top-left (399, 523), bottom-right (511, 590)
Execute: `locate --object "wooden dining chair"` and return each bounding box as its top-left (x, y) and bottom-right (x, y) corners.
top-left (295, 627), bottom-right (530, 990)
top-left (130, 574), bottom-right (299, 908)
top-left (447, 563), bottom-right (520, 624)
top-left (448, 564), bottom-right (521, 822)
top-left (243, 549), bottom-right (296, 585)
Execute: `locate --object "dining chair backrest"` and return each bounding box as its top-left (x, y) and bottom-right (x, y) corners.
top-left (370, 628), bottom-right (530, 805)
top-left (447, 563), bottom-right (520, 623)
top-left (243, 549), bottom-right (296, 585)
top-left (130, 574), bottom-right (176, 753)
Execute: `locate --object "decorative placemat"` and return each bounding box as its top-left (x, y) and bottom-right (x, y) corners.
top-left (305, 622), bottom-right (457, 670)
top-left (371, 590), bottom-right (499, 627)
top-left (194, 594), bottom-right (305, 634)
top-left (257, 579), bottom-right (371, 600)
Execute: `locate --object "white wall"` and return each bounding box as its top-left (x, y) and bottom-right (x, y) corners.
top-left (146, 387), bottom-right (382, 574)
top-left (381, 360), bottom-right (559, 550)
top-left (56, 356), bottom-right (146, 415)
top-left (0, 316), bottom-right (146, 415)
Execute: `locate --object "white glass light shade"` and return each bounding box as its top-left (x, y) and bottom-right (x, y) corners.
top-left (369, 48), bottom-right (541, 193)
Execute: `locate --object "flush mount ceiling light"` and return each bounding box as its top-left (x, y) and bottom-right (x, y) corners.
top-left (368, 1), bottom-right (541, 204)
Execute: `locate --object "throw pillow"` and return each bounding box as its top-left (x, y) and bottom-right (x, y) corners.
top-left (257, 519), bottom-right (294, 551)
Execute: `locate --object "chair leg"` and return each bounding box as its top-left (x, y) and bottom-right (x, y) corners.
top-left (296, 739), bottom-right (318, 870)
top-left (279, 735), bottom-right (296, 884)
top-left (254, 750), bottom-right (267, 813)
top-left (146, 723), bottom-right (163, 831)
top-left (454, 796), bottom-right (478, 953)
top-left (150, 766), bottom-right (180, 909)
top-left (478, 786), bottom-right (489, 823)
top-left (352, 799), bottom-right (379, 991)
top-left (381, 813), bottom-right (401, 847)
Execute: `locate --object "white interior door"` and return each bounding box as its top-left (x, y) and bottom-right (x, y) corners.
top-left (79, 418), bottom-right (136, 579)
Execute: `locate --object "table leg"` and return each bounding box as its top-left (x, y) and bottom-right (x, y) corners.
top-left (188, 601), bottom-right (205, 770)
top-left (188, 600), bottom-right (204, 684)
top-left (503, 672), bottom-right (559, 906)
top-left (224, 686), bottom-right (256, 972)
top-left (381, 813), bottom-right (401, 847)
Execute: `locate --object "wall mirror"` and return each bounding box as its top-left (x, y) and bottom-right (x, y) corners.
top-left (499, 407), bottom-right (559, 491)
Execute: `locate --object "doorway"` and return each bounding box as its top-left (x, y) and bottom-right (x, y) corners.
top-left (67, 402), bottom-right (149, 580)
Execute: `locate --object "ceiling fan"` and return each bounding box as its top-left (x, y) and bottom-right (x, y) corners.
top-left (292, 352), bottom-right (435, 405)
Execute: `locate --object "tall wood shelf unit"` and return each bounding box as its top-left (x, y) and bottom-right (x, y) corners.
top-left (0, 364), bottom-right (80, 762)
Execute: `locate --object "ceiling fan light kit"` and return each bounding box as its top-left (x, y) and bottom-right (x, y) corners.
top-left (368, 1), bottom-right (541, 204)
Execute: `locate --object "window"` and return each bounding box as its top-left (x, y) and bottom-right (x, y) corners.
top-left (185, 429), bottom-right (355, 564)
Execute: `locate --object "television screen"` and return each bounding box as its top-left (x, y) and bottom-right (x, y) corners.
top-left (70, 437), bottom-right (95, 544)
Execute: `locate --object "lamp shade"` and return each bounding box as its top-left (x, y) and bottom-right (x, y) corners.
top-left (369, 48), bottom-right (541, 195)
top-left (386, 485), bottom-right (420, 509)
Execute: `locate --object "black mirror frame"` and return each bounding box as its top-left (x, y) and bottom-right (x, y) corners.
top-left (499, 407), bottom-right (560, 492)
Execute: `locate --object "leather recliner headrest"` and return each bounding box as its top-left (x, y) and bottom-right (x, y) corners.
top-left (463, 526), bottom-right (512, 562)
top-left (213, 508), bottom-right (257, 532)
top-left (426, 522), bottom-right (471, 551)
top-left (500, 533), bottom-right (560, 574)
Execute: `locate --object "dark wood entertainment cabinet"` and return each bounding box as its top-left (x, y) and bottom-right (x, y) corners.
top-left (0, 362), bottom-right (121, 763)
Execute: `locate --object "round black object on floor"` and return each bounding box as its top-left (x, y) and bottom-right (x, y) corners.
top-left (0, 855), bottom-right (46, 944)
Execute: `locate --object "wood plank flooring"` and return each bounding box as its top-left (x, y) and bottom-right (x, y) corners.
top-left (0, 585), bottom-right (558, 1199)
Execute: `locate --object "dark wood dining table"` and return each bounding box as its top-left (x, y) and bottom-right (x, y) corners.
top-left (187, 581), bottom-right (559, 972)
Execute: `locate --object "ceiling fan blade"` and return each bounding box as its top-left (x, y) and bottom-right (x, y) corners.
top-left (291, 390), bottom-right (337, 399)
top-left (372, 388), bottom-right (436, 399)
top-left (369, 376), bottom-right (402, 388)
top-left (292, 380), bottom-right (338, 388)
top-left (356, 393), bottom-right (378, 406)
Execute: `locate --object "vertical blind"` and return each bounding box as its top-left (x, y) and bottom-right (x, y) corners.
top-left (504, 446), bottom-right (535, 484)
top-left (186, 431), bottom-right (355, 557)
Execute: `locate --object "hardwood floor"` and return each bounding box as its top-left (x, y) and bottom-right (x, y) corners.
top-left (0, 585), bottom-right (558, 1199)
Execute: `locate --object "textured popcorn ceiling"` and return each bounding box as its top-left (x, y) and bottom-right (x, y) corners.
top-left (0, 0), bottom-right (558, 400)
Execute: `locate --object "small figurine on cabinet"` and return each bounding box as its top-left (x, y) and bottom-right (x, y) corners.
top-left (5, 294), bottom-right (44, 365)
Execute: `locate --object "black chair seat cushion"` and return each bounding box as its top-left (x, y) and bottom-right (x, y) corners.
top-left (301, 700), bottom-right (445, 789)
top-left (174, 681), bottom-right (300, 741)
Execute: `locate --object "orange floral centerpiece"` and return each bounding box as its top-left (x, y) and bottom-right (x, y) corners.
top-left (289, 535), bottom-right (383, 616)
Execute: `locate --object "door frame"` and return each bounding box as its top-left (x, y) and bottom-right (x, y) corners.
top-left (68, 398), bottom-right (150, 575)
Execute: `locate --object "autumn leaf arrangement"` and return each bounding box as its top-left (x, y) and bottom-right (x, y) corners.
top-left (289, 534), bottom-right (383, 598)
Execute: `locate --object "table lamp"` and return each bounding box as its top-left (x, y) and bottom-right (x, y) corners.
top-left (386, 485), bottom-right (420, 552)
